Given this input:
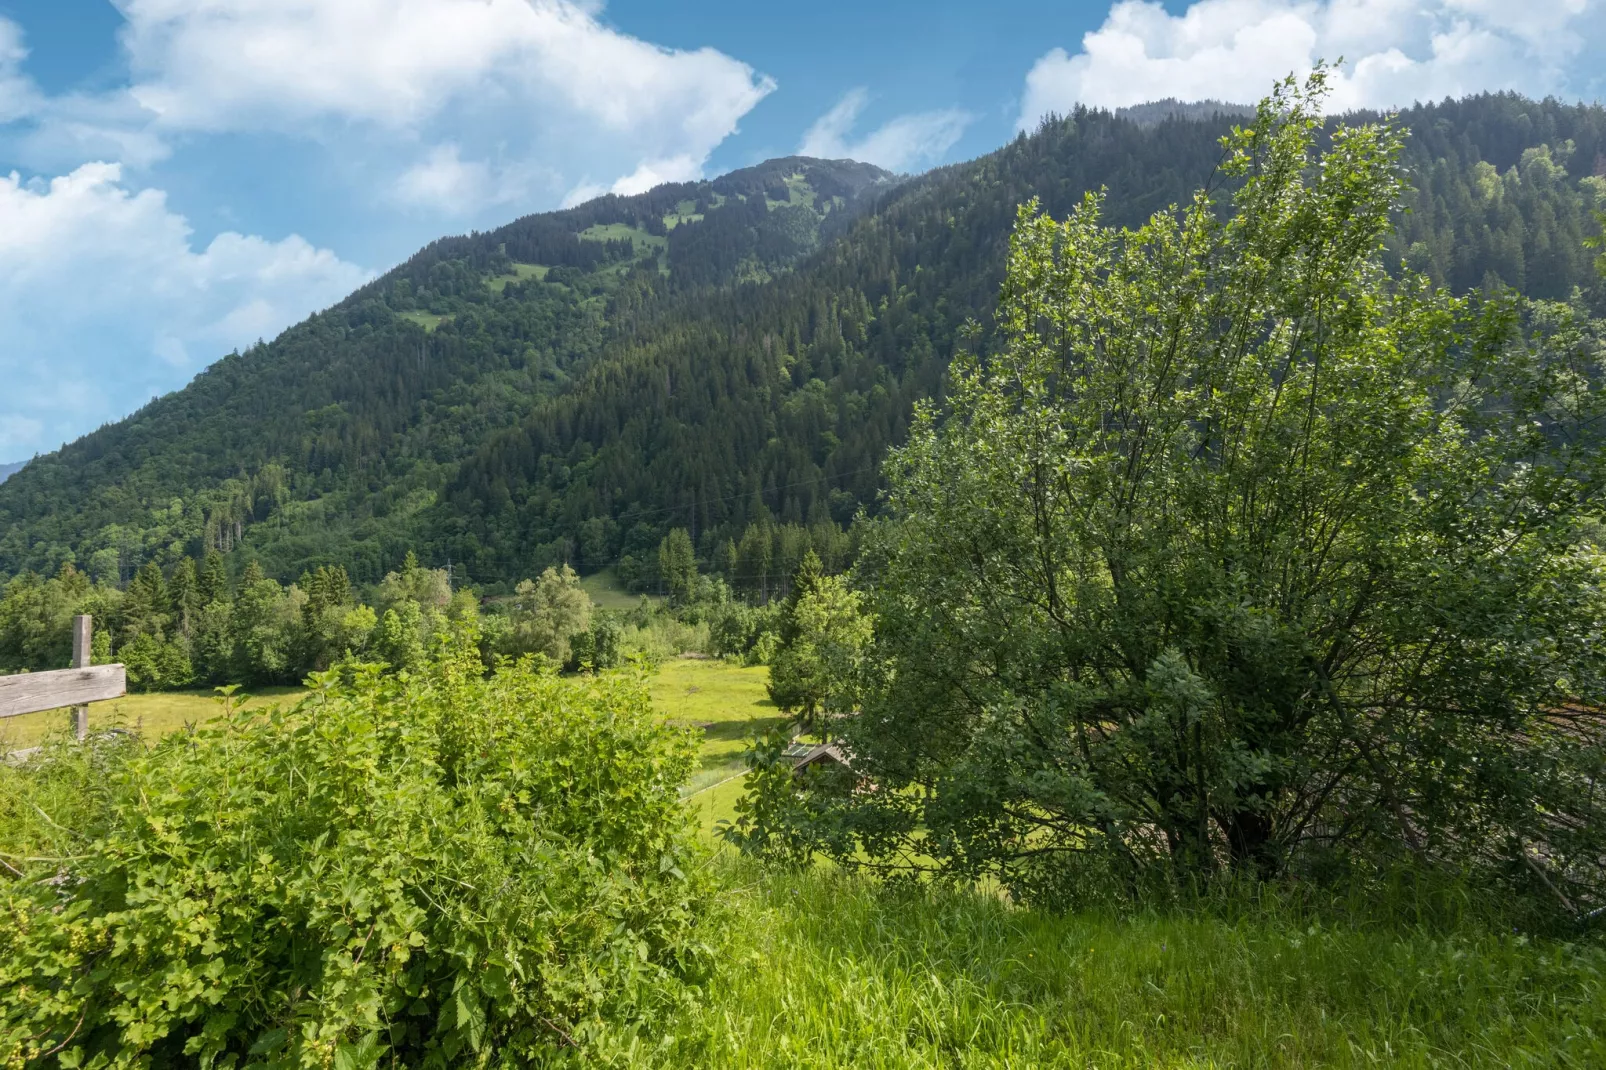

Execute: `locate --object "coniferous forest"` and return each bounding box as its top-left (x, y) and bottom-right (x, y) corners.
top-left (3, 94), bottom-right (1606, 595)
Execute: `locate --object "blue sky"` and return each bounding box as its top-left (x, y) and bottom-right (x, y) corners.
top-left (2, 0), bottom-right (1604, 462)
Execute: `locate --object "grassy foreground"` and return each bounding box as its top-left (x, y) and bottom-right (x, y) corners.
top-left (3, 659), bottom-right (1601, 1066)
top-left (646, 664), bottom-right (1606, 1068)
top-left (663, 861), bottom-right (1605, 1069)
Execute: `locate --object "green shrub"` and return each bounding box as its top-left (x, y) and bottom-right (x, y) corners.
top-left (568, 615), bottom-right (623, 671)
top-left (0, 652), bottom-right (707, 1068)
top-left (118, 633), bottom-right (195, 692)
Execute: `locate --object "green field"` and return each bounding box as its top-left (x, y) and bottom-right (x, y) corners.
top-left (486, 262), bottom-right (548, 293)
top-left (668, 863), bottom-right (1606, 1069)
top-left (767, 172), bottom-right (816, 210)
top-left (651, 658), bottom-right (780, 810)
top-left (399, 310), bottom-right (450, 332)
top-left (579, 222), bottom-right (667, 255)
top-left (664, 198), bottom-right (705, 229)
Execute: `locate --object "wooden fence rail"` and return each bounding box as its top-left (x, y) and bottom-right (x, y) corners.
top-left (0, 615), bottom-right (125, 740)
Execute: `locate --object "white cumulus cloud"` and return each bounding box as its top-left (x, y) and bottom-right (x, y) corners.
top-left (392, 143), bottom-right (559, 214)
top-left (0, 162), bottom-right (370, 457)
top-left (0, 3), bottom-right (782, 456)
top-left (112, 0), bottom-right (774, 207)
top-left (1019, 0), bottom-right (1603, 125)
top-left (800, 89), bottom-right (971, 173)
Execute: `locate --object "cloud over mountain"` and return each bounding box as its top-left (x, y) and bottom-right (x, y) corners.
top-left (0, 162), bottom-right (367, 454)
top-left (117, 0), bottom-right (774, 209)
top-left (1020, 0), bottom-right (1603, 124)
top-left (800, 89), bottom-right (971, 173)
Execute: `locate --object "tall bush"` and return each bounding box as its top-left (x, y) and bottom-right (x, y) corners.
top-left (0, 648), bottom-right (706, 1067)
top-left (773, 73), bottom-right (1606, 911)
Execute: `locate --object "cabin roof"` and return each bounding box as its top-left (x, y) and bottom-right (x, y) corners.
top-left (784, 742), bottom-right (850, 771)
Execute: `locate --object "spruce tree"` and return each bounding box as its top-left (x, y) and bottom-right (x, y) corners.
top-left (200, 551), bottom-right (229, 604)
top-left (168, 558), bottom-right (199, 638)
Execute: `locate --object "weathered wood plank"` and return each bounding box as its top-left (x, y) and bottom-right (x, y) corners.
top-left (0, 665), bottom-right (126, 719)
top-left (72, 614), bottom-right (92, 740)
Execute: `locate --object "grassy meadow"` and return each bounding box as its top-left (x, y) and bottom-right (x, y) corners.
top-left (6, 646), bottom-right (1601, 1067)
top-left (579, 221), bottom-right (667, 255)
top-left (0, 686), bottom-right (306, 752)
top-left (650, 657), bottom-right (783, 820)
top-left (578, 567), bottom-right (650, 610)
top-left (486, 262), bottom-right (548, 293)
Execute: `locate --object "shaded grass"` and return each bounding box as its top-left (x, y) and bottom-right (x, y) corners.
top-left (651, 659), bottom-right (781, 749)
top-left (686, 772), bottom-right (748, 832)
top-left (660, 860), bottom-right (1606, 1068)
top-left (649, 659), bottom-right (781, 812)
top-left (664, 199), bottom-right (705, 229)
top-left (0, 686), bottom-right (306, 752)
top-left (767, 172), bottom-right (817, 211)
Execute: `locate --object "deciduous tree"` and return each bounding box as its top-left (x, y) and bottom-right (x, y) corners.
top-left (801, 73), bottom-right (1606, 908)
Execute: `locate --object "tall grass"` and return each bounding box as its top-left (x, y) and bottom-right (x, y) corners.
top-left (653, 859), bottom-right (1605, 1068)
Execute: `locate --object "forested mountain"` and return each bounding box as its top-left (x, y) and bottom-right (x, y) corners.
top-left (2, 94), bottom-right (1604, 590)
top-left (0, 157), bottom-right (891, 587)
top-left (0, 462), bottom-right (23, 485)
top-left (1115, 99), bottom-right (1253, 125)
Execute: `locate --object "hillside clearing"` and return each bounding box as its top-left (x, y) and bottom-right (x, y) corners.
top-left (579, 222), bottom-right (667, 255)
top-left (398, 310), bottom-right (449, 332)
top-left (486, 262), bottom-right (548, 293)
top-left (579, 568), bottom-right (650, 610)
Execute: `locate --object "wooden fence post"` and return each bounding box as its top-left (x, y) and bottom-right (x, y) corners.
top-left (72, 614), bottom-right (91, 742)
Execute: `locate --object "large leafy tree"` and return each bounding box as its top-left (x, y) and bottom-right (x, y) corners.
top-left (767, 552), bottom-right (873, 736)
top-left (810, 74), bottom-right (1606, 906)
top-left (492, 565), bottom-right (593, 666)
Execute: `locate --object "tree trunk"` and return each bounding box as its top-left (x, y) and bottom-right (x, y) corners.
top-left (1220, 808), bottom-right (1279, 879)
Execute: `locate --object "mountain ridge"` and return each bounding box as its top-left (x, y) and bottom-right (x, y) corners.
top-left (3, 94), bottom-right (1605, 587)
